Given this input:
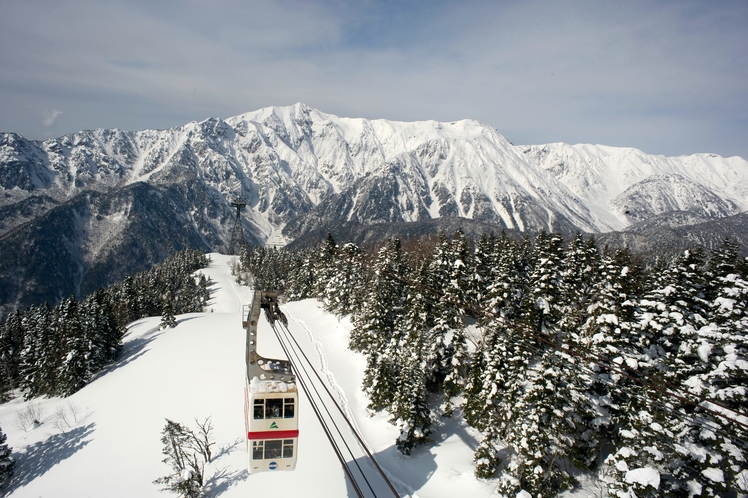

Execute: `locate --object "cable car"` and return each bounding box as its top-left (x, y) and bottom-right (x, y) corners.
top-left (244, 291), bottom-right (298, 474)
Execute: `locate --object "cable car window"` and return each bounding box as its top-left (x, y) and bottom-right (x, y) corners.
top-left (253, 399), bottom-right (264, 420)
top-left (266, 398), bottom-right (283, 418)
top-left (252, 441), bottom-right (264, 460)
top-left (265, 440), bottom-right (282, 459)
top-left (283, 439), bottom-right (294, 458)
top-left (284, 398), bottom-right (295, 418)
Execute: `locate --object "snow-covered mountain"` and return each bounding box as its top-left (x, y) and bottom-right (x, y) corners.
top-left (521, 143), bottom-right (748, 229)
top-left (4, 103), bottom-right (747, 240)
top-left (1, 103), bottom-right (747, 314)
top-left (1, 103), bottom-right (607, 240)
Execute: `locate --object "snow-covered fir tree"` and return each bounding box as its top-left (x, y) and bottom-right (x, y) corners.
top-left (707, 240), bottom-right (748, 416)
top-left (20, 303), bottom-right (60, 398)
top-left (560, 233), bottom-right (601, 344)
top-left (608, 246), bottom-right (747, 496)
top-left (57, 296), bottom-right (90, 396)
top-left (467, 319), bottom-right (532, 479)
top-left (481, 233), bottom-right (527, 322)
top-left (497, 346), bottom-right (586, 496)
top-left (523, 231), bottom-right (565, 335)
top-left (665, 241), bottom-right (748, 495)
top-left (579, 250), bottom-right (643, 476)
top-left (466, 233), bottom-right (497, 307)
top-left (322, 242), bottom-right (365, 316)
top-left (423, 233), bottom-right (462, 398)
top-left (496, 231), bottom-right (594, 495)
top-left (0, 311), bottom-right (24, 401)
top-left (315, 232), bottom-right (339, 298)
top-left (390, 260), bottom-right (434, 454)
top-left (117, 275), bottom-right (140, 325)
top-left (350, 238), bottom-right (409, 410)
top-left (160, 300), bottom-right (177, 330)
top-left (284, 248), bottom-right (318, 301)
top-left (80, 289), bottom-right (122, 374)
top-left (442, 230), bottom-right (471, 410)
top-left (0, 424), bottom-right (13, 488)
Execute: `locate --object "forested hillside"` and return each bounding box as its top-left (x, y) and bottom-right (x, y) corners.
top-left (0, 250), bottom-right (211, 401)
top-left (240, 232), bottom-right (748, 496)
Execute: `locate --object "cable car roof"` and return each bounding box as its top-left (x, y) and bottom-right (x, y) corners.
top-left (248, 376), bottom-right (297, 394)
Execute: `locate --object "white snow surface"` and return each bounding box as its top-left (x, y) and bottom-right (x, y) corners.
top-left (0, 254), bottom-right (502, 497)
top-left (701, 467), bottom-right (724, 484)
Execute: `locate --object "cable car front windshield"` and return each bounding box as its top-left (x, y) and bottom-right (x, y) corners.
top-left (253, 398), bottom-right (295, 420)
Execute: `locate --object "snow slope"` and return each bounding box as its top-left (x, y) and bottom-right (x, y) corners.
top-left (0, 254), bottom-right (496, 497)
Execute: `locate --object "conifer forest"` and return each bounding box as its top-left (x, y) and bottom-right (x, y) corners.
top-left (241, 231), bottom-right (748, 497)
top-left (0, 250), bottom-right (211, 402)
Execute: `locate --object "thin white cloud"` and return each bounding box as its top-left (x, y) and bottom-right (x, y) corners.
top-left (0, 0), bottom-right (746, 158)
top-left (42, 110), bottom-right (62, 127)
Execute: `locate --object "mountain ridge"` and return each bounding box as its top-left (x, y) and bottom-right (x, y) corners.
top-left (1, 103), bottom-right (747, 314)
top-left (3, 103), bottom-right (747, 239)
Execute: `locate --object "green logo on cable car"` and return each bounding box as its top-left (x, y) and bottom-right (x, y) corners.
top-left (270, 422), bottom-right (279, 429)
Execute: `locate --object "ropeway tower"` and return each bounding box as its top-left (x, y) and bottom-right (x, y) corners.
top-left (229, 197), bottom-right (247, 255)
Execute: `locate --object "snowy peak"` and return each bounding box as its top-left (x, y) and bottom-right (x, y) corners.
top-left (226, 105), bottom-right (601, 233)
top-left (521, 142), bottom-right (748, 230)
top-left (0, 132), bottom-right (54, 191)
top-left (1, 104), bottom-right (747, 246)
top-left (2, 104), bottom-right (748, 318)
top-left (611, 173), bottom-right (740, 223)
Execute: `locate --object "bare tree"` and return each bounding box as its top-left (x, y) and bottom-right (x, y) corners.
top-left (153, 419), bottom-right (203, 498)
top-left (192, 417), bottom-right (215, 463)
top-left (14, 402), bottom-right (44, 432)
top-left (154, 416), bottom-right (216, 497)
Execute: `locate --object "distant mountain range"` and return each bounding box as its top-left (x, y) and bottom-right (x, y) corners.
top-left (1, 103), bottom-right (746, 314)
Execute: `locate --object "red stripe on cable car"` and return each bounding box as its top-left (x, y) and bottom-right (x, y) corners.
top-left (247, 430), bottom-right (299, 440)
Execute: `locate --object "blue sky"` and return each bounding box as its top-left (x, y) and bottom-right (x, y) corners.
top-left (1, 0), bottom-right (747, 158)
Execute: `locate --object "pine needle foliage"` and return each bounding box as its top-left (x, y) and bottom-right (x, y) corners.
top-left (0, 424), bottom-right (14, 488)
top-left (233, 232), bottom-right (748, 495)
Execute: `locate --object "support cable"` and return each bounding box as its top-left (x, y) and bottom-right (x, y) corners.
top-left (268, 320), bottom-right (365, 498)
top-left (276, 318), bottom-right (400, 498)
top-left (271, 321), bottom-right (376, 497)
top-left (269, 320), bottom-right (381, 497)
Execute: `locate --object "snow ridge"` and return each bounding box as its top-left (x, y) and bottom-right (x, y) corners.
top-left (522, 143), bottom-right (748, 230)
top-left (2, 103), bottom-right (747, 244)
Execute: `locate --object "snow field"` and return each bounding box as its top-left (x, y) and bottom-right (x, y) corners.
top-left (0, 254), bottom-right (501, 497)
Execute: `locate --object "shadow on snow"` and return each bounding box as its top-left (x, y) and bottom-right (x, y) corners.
top-left (202, 437), bottom-right (247, 497)
top-left (98, 324), bottom-right (163, 377)
top-left (341, 444), bottom-right (437, 498)
top-left (3, 423), bottom-right (96, 494)
top-left (203, 467), bottom-right (249, 497)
